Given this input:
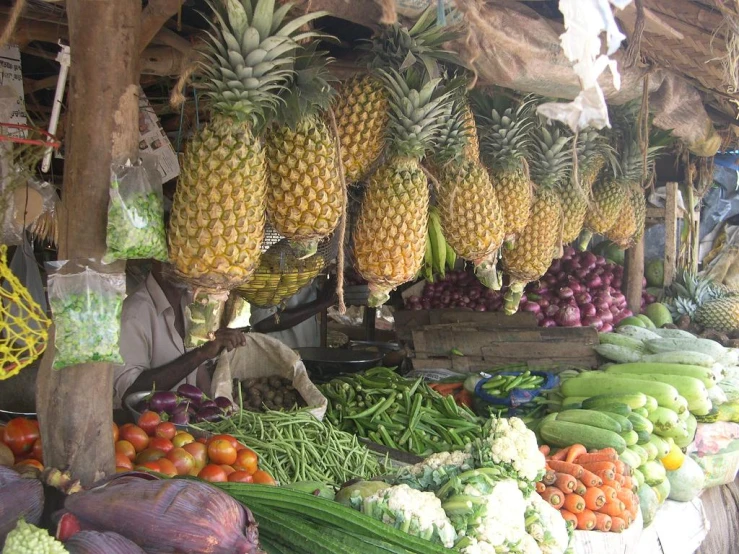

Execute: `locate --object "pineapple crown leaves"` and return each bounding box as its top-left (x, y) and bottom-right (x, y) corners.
top-left (528, 122), bottom-right (573, 189)
top-left (272, 42), bottom-right (338, 129)
top-left (378, 68), bottom-right (456, 160)
top-left (198, 0), bottom-right (328, 126)
top-left (430, 77), bottom-right (477, 164)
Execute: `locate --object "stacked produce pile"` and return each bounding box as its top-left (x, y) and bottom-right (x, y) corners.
top-left (0, 418), bottom-right (43, 474)
top-left (133, 383), bottom-right (236, 425)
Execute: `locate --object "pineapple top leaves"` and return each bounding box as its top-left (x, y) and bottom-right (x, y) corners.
top-left (198, 0), bottom-right (327, 126)
top-left (430, 77), bottom-right (475, 164)
top-left (379, 69), bottom-right (455, 160)
top-left (473, 91), bottom-right (535, 172)
top-left (528, 123), bottom-right (572, 189)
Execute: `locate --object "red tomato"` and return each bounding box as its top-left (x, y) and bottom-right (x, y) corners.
top-left (228, 471), bottom-right (254, 483)
top-left (4, 418), bottom-right (40, 457)
top-left (138, 461), bottom-right (162, 473)
top-left (135, 447), bottom-right (167, 464)
top-left (15, 459), bottom-right (43, 471)
top-left (251, 470), bottom-right (276, 485)
top-left (31, 438), bottom-right (43, 463)
top-left (183, 442), bottom-right (208, 470)
top-left (207, 439), bottom-right (237, 466)
top-left (112, 423), bottom-right (119, 443)
top-left (220, 464), bottom-right (236, 476)
top-left (166, 447), bottom-right (195, 476)
top-left (115, 440), bottom-right (136, 462)
top-left (137, 411), bottom-right (161, 436)
top-left (119, 425), bottom-right (150, 453)
top-left (155, 422), bottom-right (176, 441)
top-left (208, 434), bottom-right (240, 450)
top-left (156, 458), bottom-right (178, 477)
top-left (234, 448), bottom-right (259, 475)
top-left (172, 432), bottom-right (195, 448)
top-left (115, 452), bottom-right (133, 470)
top-left (149, 437), bottom-right (174, 454)
top-left (198, 464), bottom-right (227, 483)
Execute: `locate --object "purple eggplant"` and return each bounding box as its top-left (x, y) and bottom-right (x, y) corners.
top-left (195, 407), bottom-right (222, 422)
top-left (170, 411), bottom-right (190, 426)
top-left (214, 397), bottom-right (236, 413)
top-left (135, 400), bottom-right (150, 413)
top-left (199, 400), bottom-right (217, 410)
top-left (177, 384), bottom-right (206, 404)
top-left (149, 391), bottom-right (178, 414)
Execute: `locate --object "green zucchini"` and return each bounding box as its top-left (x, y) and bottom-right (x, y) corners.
top-left (555, 410), bottom-right (622, 433)
top-left (600, 411), bottom-right (633, 432)
top-left (636, 430), bottom-right (652, 445)
top-left (582, 393), bottom-right (645, 410)
top-left (605, 363), bottom-right (716, 388)
top-left (627, 412), bottom-right (654, 433)
top-left (539, 420), bottom-right (627, 453)
top-left (562, 375), bottom-right (681, 412)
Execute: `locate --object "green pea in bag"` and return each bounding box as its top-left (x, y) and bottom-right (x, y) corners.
top-left (104, 160), bottom-right (168, 262)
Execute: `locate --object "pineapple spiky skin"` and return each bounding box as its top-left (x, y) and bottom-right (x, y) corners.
top-left (584, 177), bottom-right (628, 235)
top-left (606, 184), bottom-right (645, 248)
top-left (562, 133), bottom-right (607, 243)
top-left (462, 104), bottom-right (480, 162)
top-left (334, 75), bottom-right (389, 183)
top-left (490, 165), bottom-right (532, 241)
top-left (696, 297), bottom-right (739, 332)
top-left (265, 116), bottom-right (342, 257)
top-left (353, 157), bottom-right (429, 306)
top-left (561, 179), bottom-right (590, 244)
top-left (169, 116), bottom-right (266, 289)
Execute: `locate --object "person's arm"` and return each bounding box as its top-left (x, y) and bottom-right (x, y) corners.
top-left (251, 278), bottom-right (336, 334)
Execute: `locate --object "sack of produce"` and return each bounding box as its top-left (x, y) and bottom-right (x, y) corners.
top-left (65, 531), bottom-right (147, 554)
top-left (103, 160), bottom-right (167, 263)
top-left (63, 474), bottom-right (261, 553)
top-left (687, 422), bottom-right (739, 488)
top-left (46, 261), bottom-right (125, 369)
top-left (0, 466), bottom-right (44, 548)
top-left (212, 333), bottom-right (327, 420)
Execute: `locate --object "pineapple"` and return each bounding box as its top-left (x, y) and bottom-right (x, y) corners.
top-left (334, 6), bottom-right (461, 183)
top-left (696, 297), bottom-right (739, 332)
top-left (431, 85), bottom-right (505, 289)
top-left (668, 271), bottom-right (739, 332)
top-left (583, 175), bottom-right (627, 238)
top-left (473, 92), bottom-right (535, 242)
top-left (169, 0), bottom-right (322, 290)
top-left (265, 47), bottom-right (342, 259)
top-left (353, 70), bottom-right (452, 307)
top-left (502, 123), bottom-right (571, 313)
top-left (606, 183), bottom-right (641, 248)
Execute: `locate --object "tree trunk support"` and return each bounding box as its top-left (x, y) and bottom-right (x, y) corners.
top-left (625, 234), bottom-right (646, 315)
top-left (35, 0), bottom-right (141, 486)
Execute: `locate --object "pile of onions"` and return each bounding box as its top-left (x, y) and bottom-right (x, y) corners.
top-left (404, 246), bottom-right (656, 332)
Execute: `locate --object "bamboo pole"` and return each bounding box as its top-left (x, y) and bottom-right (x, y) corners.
top-left (35, 0), bottom-right (141, 486)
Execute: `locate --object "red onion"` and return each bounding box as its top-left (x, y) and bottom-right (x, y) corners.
top-left (598, 309), bottom-right (614, 324)
top-left (621, 309), bottom-right (633, 318)
top-left (568, 281), bottom-right (584, 294)
top-left (521, 301), bottom-right (541, 314)
top-left (582, 315), bottom-right (604, 330)
top-left (644, 294), bottom-right (656, 304)
top-left (540, 318), bottom-right (557, 328)
top-left (595, 255), bottom-right (607, 266)
top-left (558, 287), bottom-right (574, 300)
top-left (601, 323), bottom-right (613, 333)
top-left (555, 305), bottom-right (581, 327)
top-left (580, 302), bottom-right (596, 317)
top-left (586, 275), bottom-right (602, 289)
top-left (549, 259), bottom-right (562, 273)
top-left (545, 304), bottom-right (560, 317)
top-left (538, 298), bottom-right (550, 309)
top-left (475, 304), bottom-right (487, 312)
top-left (520, 294), bottom-right (528, 304)
top-left (535, 311), bottom-right (545, 321)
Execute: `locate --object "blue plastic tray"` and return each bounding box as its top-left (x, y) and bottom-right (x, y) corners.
top-left (474, 371), bottom-right (559, 408)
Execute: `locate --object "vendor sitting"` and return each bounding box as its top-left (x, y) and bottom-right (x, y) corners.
top-left (114, 260), bottom-right (246, 408)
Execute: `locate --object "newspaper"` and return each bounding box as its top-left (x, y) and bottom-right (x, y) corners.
top-left (138, 87), bottom-right (179, 183)
top-left (0, 45), bottom-right (27, 136)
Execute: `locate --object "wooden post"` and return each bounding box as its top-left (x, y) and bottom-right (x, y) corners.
top-left (663, 181), bottom-right (679, 288)
top-left (625, 235), bottom-right (646, 314)
top-left (35, 0), bottom-right (141, 486)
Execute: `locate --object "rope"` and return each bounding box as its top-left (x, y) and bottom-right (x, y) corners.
top-left (624, 0), bottom-right (645, 69)
top-left (170, 62), bottom-right (199, 109)
top-left (637, 73), bottom-right (651, 188)
top-left (328, 109), bottom-right (347, 315)
top-left (0, 0), bottom-right (27, 50)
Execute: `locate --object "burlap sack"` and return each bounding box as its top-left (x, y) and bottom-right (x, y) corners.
top-left (211, 333), bottom-right (327, 420)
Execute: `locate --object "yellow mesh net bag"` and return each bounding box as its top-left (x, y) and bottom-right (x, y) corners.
top-left (0, 245), bottom-right (49, 379)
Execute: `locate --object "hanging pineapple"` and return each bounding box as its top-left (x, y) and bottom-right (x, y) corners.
top-left (431, 83), bottom-right (505, 289)
top-left (473, 92), bottom-right (536, 243)
top-left (168, 0), bottom-right (324, 290)
top-left (334, 6), bottom-right (461, 183)
top-left (353, 69), bottom-right (453, 307)
top-left (502, 122), bottom-right (572, 314)
top-left (265, 46), bottom-right (342, 259)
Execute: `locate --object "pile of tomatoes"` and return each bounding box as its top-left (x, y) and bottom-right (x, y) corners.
top-left (0, 417), bottom-right (44, 472)
top-left (115, 410), bottom-right (275, 484)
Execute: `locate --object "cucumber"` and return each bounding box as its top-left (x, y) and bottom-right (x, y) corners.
top-left (648, 407), bottom-right (681, 437)
top-left (562, 375), bottom-right (682, 412)
top-left (644, 395), bottom-right (658, 413)
top-left (653, 479), bottom-right (671, 504)
top-left (620, 430), bottom-right (639, 446)
top-left (616, 325), bottom-right (662, 341)
top-left (674, 413), bottom-right (697, 449)
top-left (637, 430), bottom-right (653, 447)
top-left (594, 344), bottom-right (643, 363)
top-left (641, 440), bottom-right (658, 461)
top-left (627, 412), bottom-right (654, 433)
top-left (561, 401), bottom-right (582, 410)
top-left (606, 374), bottom-right (709, 413)
top-left (598, 333), bottom-right (644, 350)
top-left (648, 435), bottom-right (671, 460)
top-left (640, 461), bottom-right (667, 486)
top-left (555, 410), bottom-right (622, 433)
top-left (581, 393), bottom-right (646, 410)
top-left (630, 444), bottom-right (649, 465)
top-left (600, 411), bottom-right (633, 432)
top-left (539, 420), bottom-right (627, 453)
top-left (640, 351), bottom-right (715, 368)
top-left (643, 338), bottom-right (726, 360)
top-left (605, 362), bottom-right (716, 388)
top-left (618, 448), bottom-right (641, 469)
top-left (590, 403), bottom-right (632, 417)
top-left (637, 314), bottom-right (657, 329)
top-left (633, 407), bottom-right (649, 417)
top-left (651, 328), bottom-right (698, 340)
top-left (632, 468), bottom-right (645, 488)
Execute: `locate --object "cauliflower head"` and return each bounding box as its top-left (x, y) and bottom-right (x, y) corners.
top-left (524, 493), bottom-right (571, 554)
top-left (2, 519), bottom-right (69, 554)
top-left (392, 451), bottom-right (474, 491)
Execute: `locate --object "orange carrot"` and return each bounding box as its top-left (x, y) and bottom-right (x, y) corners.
top-left (547, 460), bottom-right (584, 478)
top-left (580, 461), bottom-right (616, 474)
top-left (621, 475), bottom-right (635, 491)
top-left (617, 489), bottom-right (636, 510)
top-left (542, 470), bottom-right (557, 486)
top-left (573, 479), bottom-right (587, 496)
top-left (599, 499), bottom-right (625, 517)
top-left (565, 444), bottom-right (587, 464)
top-left (600, 485), bottom-right (618, 502)
top-left (601, 479), bottom-right (622, 492)
top-left (575, 449), bottom-right (618, 464)
top-left (560, 509), bottom-right (578, 530)
top-left (554, 472), bottom-right (577, 493)
top-left (576, 508), bottom-right (597, 530)
top-left (429, 383), bottom-right (463, 395)
top-left (455, 389), bottom-right (475, 408)
top-left (610, 516), bottom-right (627, 532)
top-left (593, 468), bottom-right (616, 482)
top-left (563, 494), bottom-right (586, 514)
top-left (579, 468), bottom-right (603, 487)
top-left (594, 512), bottom-right (612, 532)
top-left (536, 482), bottom-right (546, 494)
top-left (539, 445), bottom-right (551, 456)
top-left (550, 446), bottom-right (571, 461)
top-left (540, 487), bottom-right (565, 509)
top-left (583, 487), bottom-right (606, 510)
top-left (613, 460), bottom-right (628, 475)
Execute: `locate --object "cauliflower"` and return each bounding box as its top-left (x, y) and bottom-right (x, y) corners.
top-left (392, 450), bottom-right (474, 491)
top-left (524, 493), bottom-right (571, 554)
top-left (2, 519), bottom-right (69, 554)
top-left (362, 484), bottom-right (457, 548)
top-left (471, 417), bottom-right (546, 489)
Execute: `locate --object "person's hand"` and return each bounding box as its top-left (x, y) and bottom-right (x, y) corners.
top-left (199, 328), bottom-right (247, 359)
top-left (318, 275), bottom-right (338, 306)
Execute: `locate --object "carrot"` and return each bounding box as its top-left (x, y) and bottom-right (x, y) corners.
top-left (559, 509), bottom-right (578, 530)
top-left (430, 382), bottom-right (463, 394)
top-left (610, 516), bottom-right (627, 532)
top-left (575, 449), bottom-right (618, 464)
top-left (579, 461), bottom-right (616, 474)
top-left (593, 468), bottom-right (616, 482)
top-left (621, 475), bottom-right (635, 491)
top-left (536, 482), bottom-right (546, 494)
top-left (540, 487), bottom-right (565, 509)
top-left (542, 470), bottom-right (557, 486)
top-left (563, 494), bottom-right (586, 514)
top-left (613, 460), bottom-right (628, 475)
top-left (539, 445), bottom-right (551, 456)
top-left (583, 487), bottom-right (606, 510)
top-left (554, 472), bottom-right (577, 493)
top-left (601, 479), bottom-right (622, 492)
top-left (579, 468), bottom-right (603, 487)
top-left (547, 460), bottom-right (584, 478)
top-left (565, 444), bottom-right (587, 464)
top-left (600, 485), bottom-right (618, 502)
top-left (617, 489), bottom-right (636, 511)
top-left (576, 508), bottom-right (597, 530)
top-left (550, 446), bottom-right (571, 461)
top-left (455, 389), bottom-right (475, 408)
top-left (594, 512), bottom-right (612, 532)
top-left (599, 499), bottom-right (625, 517)
top-left (573, 479), bottom-right (587, 496)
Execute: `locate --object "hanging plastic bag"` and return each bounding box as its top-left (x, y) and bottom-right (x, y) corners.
top-left (103, 160), bottom-right (168, 262)
top-left (47, 260), bottom-right (126, 370)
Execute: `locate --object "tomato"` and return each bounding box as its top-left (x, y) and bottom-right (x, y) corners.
top-left (31, 438), bottom-right (43, 463)
top-left (135, 447), bottom-right (167, 464)
top-left (3, 418), bottom-right (40, 457)
top-left (234, 448), bottom-right (259, 475)
top-left (115, 452), bottom-right (133, 470)
top-left (115, 440), bottom-right (137, 462)
top-left (208, 434), bottom-right (240, 450)
top-left (138, 461), bottom-right (162, 473)
top-left (137, 411), bottom-right (161, 436)
top-left (112, 423), bottom-right (119, 443)
top-left (119, 425), bottom-right (150, 453)
top-left (251, 470), bottom-right (276, 485)
top-left (149, 437), bottom-right (174, 454)
top-left (198, 464), bottom-right (227, 483)
top-left (220, 464), bottom-right (236, 476)
top-left (172, 432), bottom-right (195, 448)
top-left (15, 459), bottom-right (43, 471)
top-left (155, 422), bottom-right (176, 441)
top-left (207, 439), bottom-right (237, 466)
top-left (156, 458), bottom-right (178, 477)
top-left (196, 437), bottom-right (208, 444)
top-left (183, 442), bottom-right (208, 471)
top-left (0, 423), bottom-right (6, 443)
top-left (116, 466), bottom-right (131, 473)
top-left (166, 447), bottom-right (195, 476)
top-left (228, 471), bottom-right (254, 483)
